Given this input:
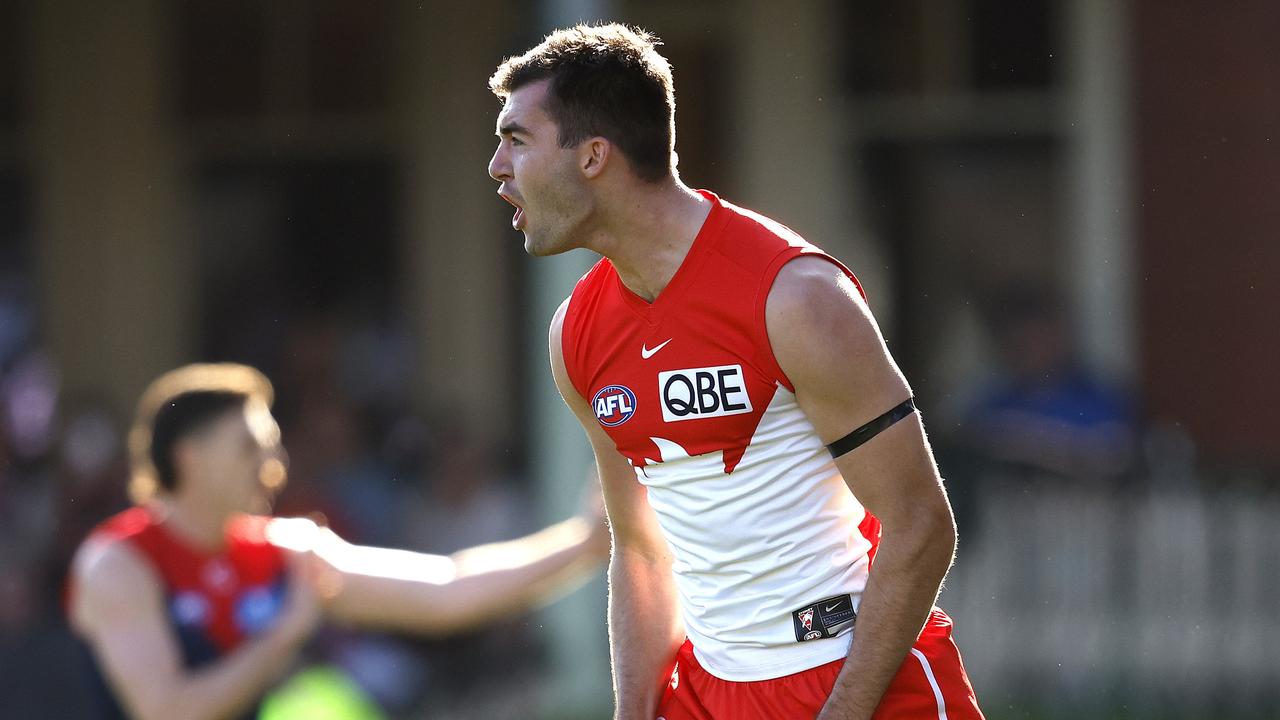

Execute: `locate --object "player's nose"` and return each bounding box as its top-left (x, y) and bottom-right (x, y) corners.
top-left (488, 144), bottom-right (511, 182)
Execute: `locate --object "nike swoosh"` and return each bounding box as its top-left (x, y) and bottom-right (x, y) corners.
top-left (641, 338), bottom-right (673, 359)
top-left (824, 601), bottom-right (848, 613)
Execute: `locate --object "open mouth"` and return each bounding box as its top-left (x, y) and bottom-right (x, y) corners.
top-left (500, 192), bottom-right (526, 230)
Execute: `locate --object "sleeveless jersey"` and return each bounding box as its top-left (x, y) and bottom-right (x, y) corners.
top-left (72, 506), bottom-right (289, 720)
top-left (562, 190), bottom-right (881, 681)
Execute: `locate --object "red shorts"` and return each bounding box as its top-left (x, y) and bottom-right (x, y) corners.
top-left (655, 609), bottom-right (983, 720)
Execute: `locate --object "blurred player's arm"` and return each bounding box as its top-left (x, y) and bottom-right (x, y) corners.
top-left (550, 298), bottom-right (683, 720)
top-left (767, 257), bottom-right (957, 720)
top-left (69, 538), bottom-right (320, 720)
top-left (279, 504), bottom-right (609, 636)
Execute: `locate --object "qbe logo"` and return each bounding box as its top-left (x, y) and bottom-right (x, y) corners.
top-left (658, 364), bottom-right (753, 422)
top-left (593, 385), bottom-right (637, 427)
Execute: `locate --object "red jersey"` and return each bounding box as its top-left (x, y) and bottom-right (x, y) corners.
top-left (71, 506), bottom-right (289, 719)
top-left (562, 190), bottom-right (879, 680)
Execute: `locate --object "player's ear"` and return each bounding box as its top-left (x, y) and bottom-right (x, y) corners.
top-left (580, 137), bottom-right (610, 179)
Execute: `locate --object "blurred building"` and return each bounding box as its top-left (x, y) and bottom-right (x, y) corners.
top-left (0, 1), bottom-right (1277, 719)
top-left (2, 0), bottom-right (1274, 467)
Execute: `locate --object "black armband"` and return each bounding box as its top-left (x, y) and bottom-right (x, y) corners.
top-left (827, 397), bottom-right (916, 459)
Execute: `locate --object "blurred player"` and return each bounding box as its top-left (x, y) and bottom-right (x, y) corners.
top-left (67, 363), bottom-right (609, 720)
top-left (488, 24), bottom-right (983, 719)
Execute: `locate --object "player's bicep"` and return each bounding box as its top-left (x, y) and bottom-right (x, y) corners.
top-left (766, 257), bottom-right (945, 526)
top-left (549, 300), bottom-right (669, 560)
top-left (73, 541), bottom-right (185, 720)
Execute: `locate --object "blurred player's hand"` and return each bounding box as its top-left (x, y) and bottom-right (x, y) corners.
top-left (276, 544), bottom-right (326, 645)
top-left (266, 515), bottom-right (346, 600)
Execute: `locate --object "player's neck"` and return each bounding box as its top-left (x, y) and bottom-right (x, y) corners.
top-left (595, 180), bottom-right (711, 303)
top-left (156, 495), bottom-right (230, 552)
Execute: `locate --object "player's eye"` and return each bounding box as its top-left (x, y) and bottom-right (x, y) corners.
top-left (511, 136), bottom-right (526, 146)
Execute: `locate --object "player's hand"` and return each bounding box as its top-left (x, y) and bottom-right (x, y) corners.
top-left (266, 515), bottom-right (346, 605)
top-left (276, 547), bottom-right (325, 646)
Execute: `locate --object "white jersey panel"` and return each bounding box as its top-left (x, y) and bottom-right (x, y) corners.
top-left (636, 384), bottom-right (873, 681)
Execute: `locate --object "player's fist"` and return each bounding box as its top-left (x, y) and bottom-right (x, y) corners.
top-left (277, 546), bottom-right (325, 645)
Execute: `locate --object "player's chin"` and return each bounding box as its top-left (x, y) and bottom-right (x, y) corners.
top-left (523, 233), bottom-right (565, 257)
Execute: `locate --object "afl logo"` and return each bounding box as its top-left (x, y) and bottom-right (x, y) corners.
top-left (593, 385), bottom-right (637, 427)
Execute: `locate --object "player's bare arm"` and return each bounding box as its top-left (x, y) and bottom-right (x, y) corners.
top-left (767, 256), bottom-right (958, 720)
top-left (272, 507), bottom-right (609, 635)
top-left (70, 536), bottom-right (320, 720)
top-left (549, 297), bottom-right (684, 720)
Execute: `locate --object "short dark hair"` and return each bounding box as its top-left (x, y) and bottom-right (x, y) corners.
top-left (129, 364), bottom-right (274, 501)
top-left (149, 391), bottom-right (247, 492)
top-left (489, 23), bottom-right (676, 183)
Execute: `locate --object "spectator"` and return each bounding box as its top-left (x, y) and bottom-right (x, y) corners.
top-left (963, 284), bottom-right (1137, 480)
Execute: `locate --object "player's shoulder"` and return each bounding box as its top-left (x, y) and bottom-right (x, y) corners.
top-left (71, 506), bottom-right (159, 595)
top-left (765, 255), bottom-right (880, 371)
top-left (708, 199), bottom-right (850, 298)
top-left (550, 294), bottom-right (573, 335)
top-left (548, 294), bottom-right (573, 370)
top-left (91, 505), bottom-right (154, 540)
top-left (715, 196), bottom-right (810, 251)
top-left (555, 255), bottom-right (615, 340)
top-left (73, 535), bottom-right (153, 590)
top-left (70, 528), bottom-right (162, 629)
top-left (768, 255), bottom-right (865, 318)
top-left (567, 255), bottom-right (616, 300)
top-left (548, 294), bottom-right (580, 399)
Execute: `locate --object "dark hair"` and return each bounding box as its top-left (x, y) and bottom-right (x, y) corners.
top-left (149, 391), bottom-right (247, 491)
top-left (129, 363), bottom-right (274, 502)
top-left (489, 23), bottom-right (676, 183)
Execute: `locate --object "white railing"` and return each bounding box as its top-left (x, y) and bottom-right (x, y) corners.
top-left (941, 483), bottom-right (1280, 718)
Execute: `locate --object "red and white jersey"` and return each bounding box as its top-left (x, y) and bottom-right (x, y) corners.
top-left (562, 190), bottom-right (881, 681)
